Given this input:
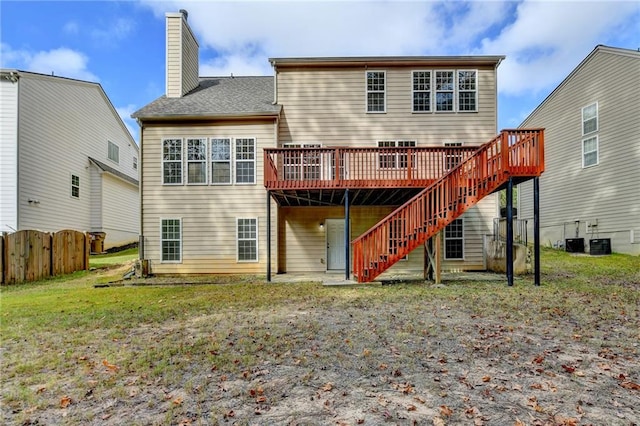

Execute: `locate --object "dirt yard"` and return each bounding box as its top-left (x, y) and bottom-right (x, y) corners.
top-left (1, 254), bottom-right (639, 425)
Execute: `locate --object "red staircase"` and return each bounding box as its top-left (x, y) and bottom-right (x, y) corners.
top-left (352, 129), bottom-right (544, 283)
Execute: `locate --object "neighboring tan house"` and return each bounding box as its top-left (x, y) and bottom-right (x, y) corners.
top-left (133, 11), bottom-right (544, 281)
top-left (0, 70), bottom-right (139, 250)
top-left (518, 45), bottom-right (640, 255)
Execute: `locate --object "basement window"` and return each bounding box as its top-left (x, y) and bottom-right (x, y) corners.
top-left (444, 218), bottom-right (464, 259)
top-left (161, 218), bottom-right (182, 262)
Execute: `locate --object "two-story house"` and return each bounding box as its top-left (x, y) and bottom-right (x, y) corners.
top-left (0, 70), bottom-right (139, 250)
top-left (133, 11), bottom-right (544, 282)
top-left (518, 46), bottom-right (640, 256)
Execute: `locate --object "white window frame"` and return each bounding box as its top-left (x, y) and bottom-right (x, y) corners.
top-left (237, 218), bottom-right (258, 262)
top-left (444, 141), bottom-right (464, 171)
top-left (582, 102), bottom-right (598, 135)
top-left (211, 137), bottom-right (232, 185)
top-left (377, 140), bottom-right (417, 169)
top-left (283, 143), bottom-right (323, 181)
top-left (582, 135), bottom-right (599, 168)
top-left (457, 70), bottom-right (477, 112)
top-left (412, 70), bottom-right (432, 113)
top-left (162, 138), bottom-right (183, 185)
top-left (160, 218), bottom-right (182, 263)
top-left (444, 218), bottom-right (464, 260)
top-left (235, 137), bottom-right (256, 185)
top-left (186, 138), bottom-right (208, 185)
top-left (435, 70), bottom-right (455, 112)
top-left (107, 141), bottom-right (119, 164)
top-left (133, 157), bottom-right (138, 170)
top-left (366, 70), bottom-right (386, 113)
top-left (71, 174), bottom-right (80, 199)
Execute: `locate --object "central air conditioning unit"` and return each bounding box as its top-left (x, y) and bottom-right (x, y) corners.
top-left (565, 238), bottom-right (585, 253)
top-left (589, 238), bottom-right (611, 255)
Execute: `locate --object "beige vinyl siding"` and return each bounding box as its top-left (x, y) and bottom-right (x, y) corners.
top-left (166, 13), bottom-right (199, 98)
top-left (165, 15), bottom-right (182, 98)
top-left (0, 78), bottom-right (18, 232)
top-left (519, 48), bottom-right (640, 254)
top-left (15, 73), bottom-right (138, 244)
top-left (141, 120), bottom-right (278, 274)
top-left (279, 197), bottom-right (495, 274)
top-left (277, 66), bottom-right (497, 146)
top-left (101, 174), bottom-right (139, 248)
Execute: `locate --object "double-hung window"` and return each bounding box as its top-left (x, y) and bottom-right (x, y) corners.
top-left (412, 71), bottom-right (431, 112)
top-left (284, 143), bottom-right (322, 181)
top-left (211, 138), bottom-right (231, 184)
top-left (435, 71), bottom-right (454, 112)
top-left (71, 175), bottom-right (80, 198)
top-left (108, 141), bottom-right (119, 163)
top-left (162, 138), bottom-right (183, 184)
top-left (444, 218), bottom-right (464, 259)
top-left (582, 103), bottom-right (598, 135)
top-left (377, 140), bottom-right (416, 169)
top-left (237, 218), bottom-right (258, 262)
top-left (235, 138), bottom-right (256, 184)
top-left (457, 70), bottom-right (477, 112)
top-left (161, 218), bottom-right (182, 262)
top-left (581, 103), bottom-right (599, 168)
top-left (366, 71), bottom-right (386, 113)
top-left (187, 138), bottom-right (207, 184)
top-left (582, 136), bottom-right (598, 168)
top-left (444, 142), bottom-right (464, 171)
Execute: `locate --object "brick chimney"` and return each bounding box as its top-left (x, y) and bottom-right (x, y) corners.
top-left (165, 10), bottom-right (199, 98)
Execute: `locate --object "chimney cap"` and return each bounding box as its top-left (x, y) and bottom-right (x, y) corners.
top-left (179, 9), bottom-right (188, 20)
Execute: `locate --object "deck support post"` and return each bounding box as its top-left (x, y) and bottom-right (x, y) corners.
top-left (266, 190), bottom-right (271, 283)
top-left (534, 177), bottom-right (541, 286)
top-left (435, 232), bottom-right (442, 285)
top-left (506, 177), bottom-right (514, 286)
top-left (345, 188), bottom-right (350, 281)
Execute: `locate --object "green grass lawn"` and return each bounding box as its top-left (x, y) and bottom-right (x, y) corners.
top-left (1, 248), bottom-right (638, 425)
top-left (89, 247), bottom-right (138, 269)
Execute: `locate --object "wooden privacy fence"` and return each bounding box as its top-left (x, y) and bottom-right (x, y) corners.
top-left (1, 229), bottom-right (90, 285)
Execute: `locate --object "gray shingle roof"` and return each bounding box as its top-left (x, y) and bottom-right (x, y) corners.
top-left (132, 76), bottom-right (280, 120)
top-left (89, 157), bottom-right (139, 186)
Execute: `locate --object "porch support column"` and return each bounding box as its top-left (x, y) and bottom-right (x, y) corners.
top-left (345, 188), bottom-right (351, 280)
top-left (533, 177), bottom-right (541, 286)
top-left (435, 232), bottom-right (442, 285)
top-left (506, 177), bottom-right (514, 286)
top-left (266, 190), bottom-right (271, 282)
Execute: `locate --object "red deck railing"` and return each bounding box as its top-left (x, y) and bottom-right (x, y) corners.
top-left (264, 146), bottom-right (479, 190)
top-left (352, 129), bottom-right (544, 282)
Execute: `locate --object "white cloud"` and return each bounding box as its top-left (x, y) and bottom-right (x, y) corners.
top-left (63, 21), bottom-right (79, 35)
top-left (483, 1), bottom-right (640, 95)
top-left (140, 0), bottom-right (639, 99)
top-left (0, 44), bottom-right (99, 82)
top-left (91, 17), bottom-right (135, 46)
top-left (116, 104), bottom-right (139, 142)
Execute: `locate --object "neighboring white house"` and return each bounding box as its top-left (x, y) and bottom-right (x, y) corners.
top-left (133, 11), bottom-right (545, 280)
top-left (0, 70), bottom-right (139, 250)
top-left (518, 45), bottom-right (640, 255)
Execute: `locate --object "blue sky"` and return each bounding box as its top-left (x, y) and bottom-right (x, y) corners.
top-left (2, 1), bottom-right (639, 141)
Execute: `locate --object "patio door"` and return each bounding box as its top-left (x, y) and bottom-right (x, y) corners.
top-left (326, 219), bottom-right (345, 271)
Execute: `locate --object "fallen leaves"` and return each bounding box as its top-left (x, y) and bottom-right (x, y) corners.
top-left (60, 396), bottom-right (72, 408)
top-left (619, 381), bottom-right (640, 391)
top-left (102, 359), bottom-right (119, 372)
top-left (439, 405), bottom-right (453, 416)
top-left (321, 382), bottom-right (333, 392)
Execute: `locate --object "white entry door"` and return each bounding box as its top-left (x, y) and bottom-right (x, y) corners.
top-left (326, 219), bottom-right (345, 271)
